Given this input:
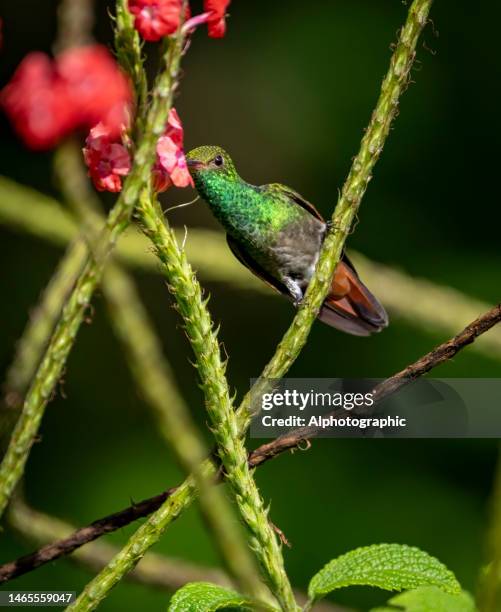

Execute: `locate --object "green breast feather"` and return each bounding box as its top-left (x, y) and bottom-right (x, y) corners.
top-left (194, 172), bottom-right (305, 250)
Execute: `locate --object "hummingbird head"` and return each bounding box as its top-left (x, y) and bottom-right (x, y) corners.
top-left (186, 145), bottom-right (239, 183)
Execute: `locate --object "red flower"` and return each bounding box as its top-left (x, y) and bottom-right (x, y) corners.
top-left (0, 53), bottom-right (74, 150)
top-left (204, 0), bottom-right (231, 38)
top-left (83, 123), bottom-right (131, 192)
top-left (0, 45), bottom-right (131, 150)
top-left (128, 0), bottom-right (182, 41)
top-left (57, 46), bottom-right (131, 138)
top-left (83, 108), bottom-right (191, 193)
top-left (153, 108), bottom-right (193, 191)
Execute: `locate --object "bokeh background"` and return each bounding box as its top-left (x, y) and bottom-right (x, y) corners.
top-left (1, 1), bottom-right (500, 609)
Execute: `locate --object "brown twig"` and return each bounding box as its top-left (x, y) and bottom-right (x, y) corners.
top-left (1, 303), bottom-right (500, 584)
top-left (0, 489), bottom-right (176, 583)
top-left (372, 302), bottom-right (501, 401)
top-left (250, 303), bottom-right (501, 465)
top-left (8, 497), bottom-right (233, 591)
top-left (7, 499), bottom-right (350, 612)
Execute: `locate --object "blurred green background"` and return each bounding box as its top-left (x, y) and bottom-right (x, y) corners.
top-left (0, 1), bottom-right (500, 610)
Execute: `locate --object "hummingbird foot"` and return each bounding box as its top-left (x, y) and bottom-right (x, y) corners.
top-left (325, 220), bottom-right (342, 232)
top-left (283, 276), bottom-right (304, 306)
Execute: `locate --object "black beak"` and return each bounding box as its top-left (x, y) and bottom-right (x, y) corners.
top-left (187, 159), bottom-right (204, 170)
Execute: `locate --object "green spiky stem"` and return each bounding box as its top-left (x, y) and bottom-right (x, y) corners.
top-left (66, 476), bottom-right (198, 611)
top-left (61, 1), bottom-right (434, 608)
top-left (114, 0), bottom-right (148, 138)
top-left (53, 131), bottom-right (270, 603)
top-left (3, 239), bottom-right (85, 406)
top-left (0, 31), bottom-right (185, 519)
top-left (101, 264), bottom-right (272, 605)
top-left (63, 6), bottom-right (294, 609)
top-left (5, 501), bottom-right (329, 611)
top-left (0, 240), bottom-right (86, 451)
top-left (137, 193), bottom-right (296, 610)
top-left (55, 14), bottom-right (272, 607)
top-left (6, 497), bottom-right (235, 592)
top-left (56, 139), bottom-right (270, 602)
top-left (237, 0), bottom-right (434, 428)
top-left (68, 191), bottom-right (295, 611)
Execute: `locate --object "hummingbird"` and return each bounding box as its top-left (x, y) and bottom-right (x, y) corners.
top-left (186, 145), bottom-right (388, 336)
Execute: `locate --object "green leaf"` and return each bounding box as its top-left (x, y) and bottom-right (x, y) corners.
top-left (168, 582), bottom-right (252, 612)
top-left (371, 586), bottom-right (476, 611)
top-left (308, 544), bottom-right (461, 603)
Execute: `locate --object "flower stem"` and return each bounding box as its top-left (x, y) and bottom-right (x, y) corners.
top-left (76, 7), bottom-right (295, 608)
top-left (136, 193), bottom-right (297, 610)
top-left (102, 264), bottom-right (273, 605)
top-left (114, 0), bottom-right (148, 136)
top-left (66, 476), bottom-right (199, 610)
top-left (60, 0), bottom-right (434, 605)
top-left (54, 141), bottom-right (270, 604)
top-left (2, 239), bottom-right (85, 407)
top-left (0, 27), bottom-right (185, 519)
top-left (1, 240), bottom-right (86, 450)
top-left (67, 188), bottom-right (292, 610)
top-left (6, 500), bottom-right (344, 611)
top-left (237, 0), bottom-right (434, 430)
top-left (7, 497), bottom-right (235, 592)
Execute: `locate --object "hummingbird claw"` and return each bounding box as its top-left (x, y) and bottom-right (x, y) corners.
top-left (283, 277), bottom-right (304, 306)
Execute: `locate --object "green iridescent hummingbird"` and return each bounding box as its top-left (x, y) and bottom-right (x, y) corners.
top-left (186, 145), bottom-right (388, 336)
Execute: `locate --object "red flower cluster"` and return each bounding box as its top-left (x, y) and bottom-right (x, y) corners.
top-left (128, 0), bottom-right (231, 41)
top-left (1, 45), bottom-right (131, 150)
top-left (128, 0), bottom-right (182, 42)
top-left (83, 108), bottom-right (192, 193)
top-left (83, 124), bottom-right (131, 192)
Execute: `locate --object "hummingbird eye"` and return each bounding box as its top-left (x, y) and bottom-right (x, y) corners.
top-left (214, 154), bottom-right (224, 167)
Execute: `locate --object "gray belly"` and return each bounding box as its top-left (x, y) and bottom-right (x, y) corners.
top-left (269, 217), bottom-right (326, 287)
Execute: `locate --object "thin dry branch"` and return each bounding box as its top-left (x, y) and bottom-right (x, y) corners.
top-left (1, 302), bottom-right (499, 584)
top-left (251, 303), bottom-right (501, 466)
top-left (6, 500), bottom-right (350, 612)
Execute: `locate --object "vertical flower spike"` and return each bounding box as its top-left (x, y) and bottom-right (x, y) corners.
top-left (83, 123), bottom-right (131, 192)
top-left (204, 0), bottom-right (231, 38)
top-left (153, 108), bottom-right (194, 191)
top-left (0, 53), bottom-right (74, 150)
top-left (128, 0), bottom-right (183, 41)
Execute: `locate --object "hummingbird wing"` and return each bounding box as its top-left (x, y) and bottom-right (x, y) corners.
top-left (227, 234), bottom-right (388, 336)
top-left (264, 183), bottom-right (325, 222)
top-left (262, 184), bottom-right (388, 334)
top-left (227, 183), bottom-right (388, 336)
top-left (226, 234), bottom-right (288, 295)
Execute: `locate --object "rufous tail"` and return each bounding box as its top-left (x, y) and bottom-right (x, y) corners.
top-left (318, 258), bottom-right (388, 336)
